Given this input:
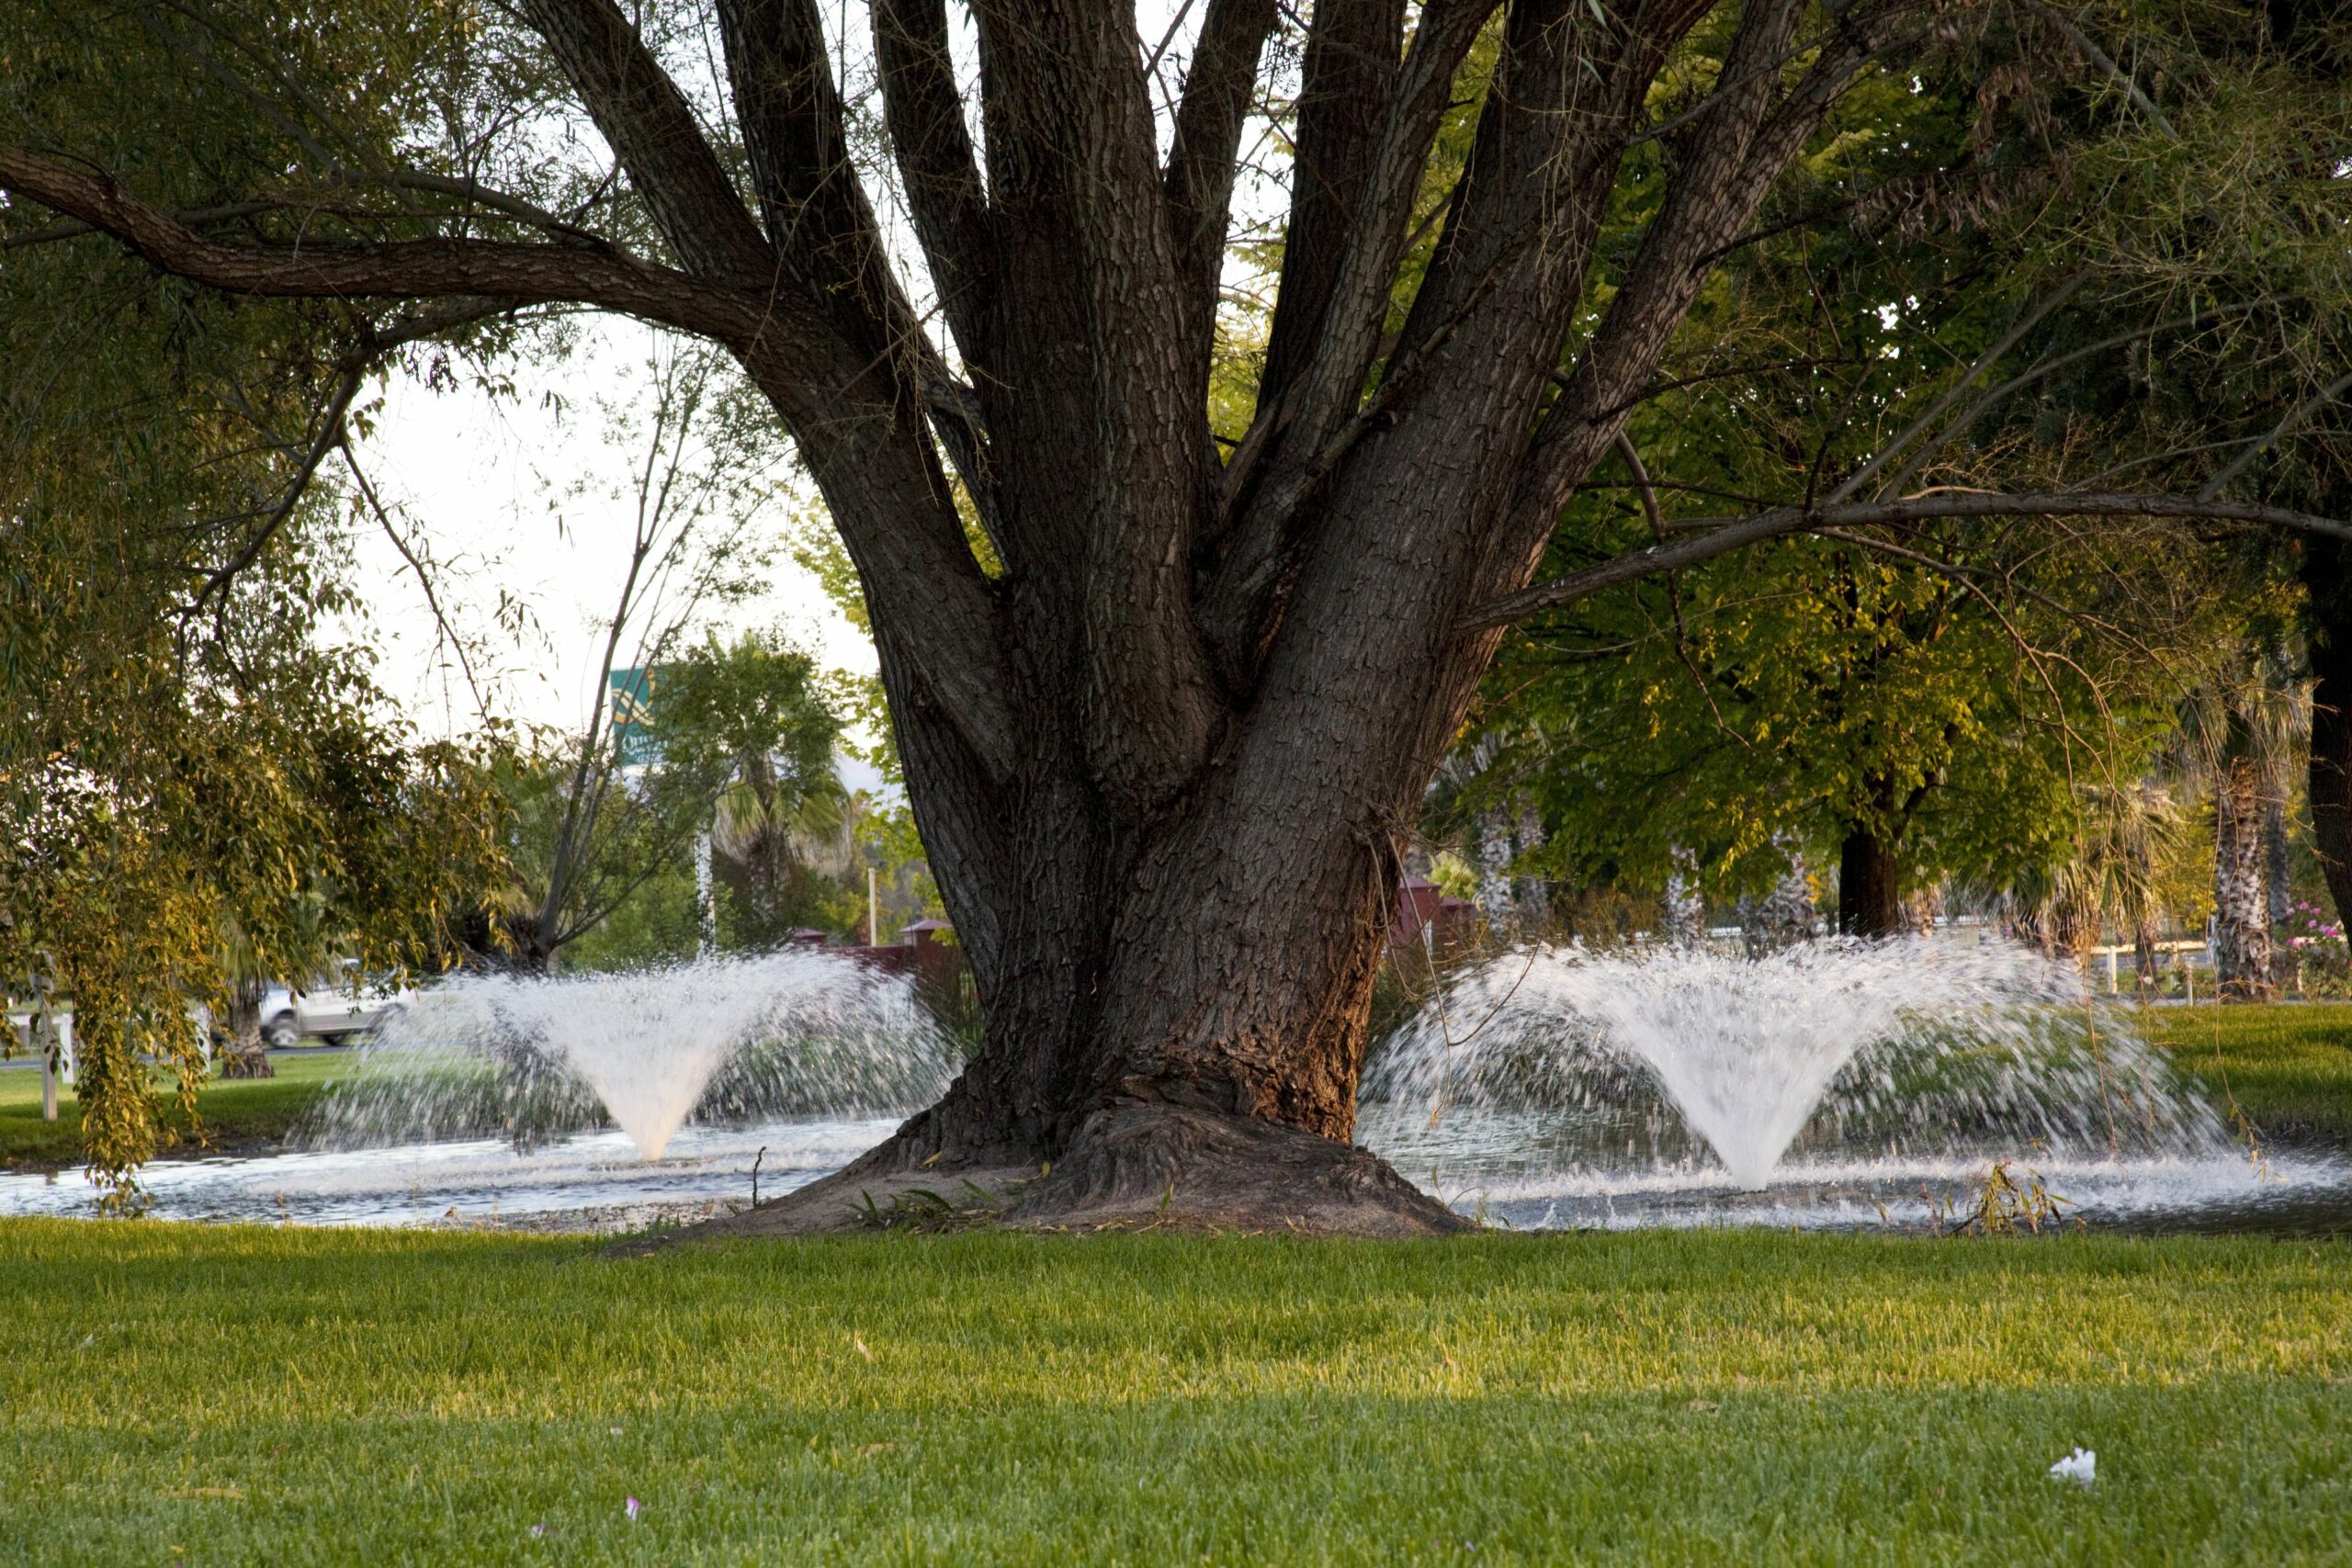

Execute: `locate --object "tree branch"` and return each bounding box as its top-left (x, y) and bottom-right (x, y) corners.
top-left (1202, 0), bottom-right (1498, 679)
top-left (1244, 0), bottom-right (1496, 460)
top-left (1252, 0), bottom-right (1411, 420)
top-left (515, 0), bottom-right (775, 283)
top-left (338, 440), bottom-right (491, 722)
top-left (718, 0), bottom-right (920, 369)
top-left (1506, 0), bottom-right (1916, 561)
top-left (187, 362), bottom-right (366, 616)
top-left (2197, 367), bottom-right (2352, 502)
top-left (1164, 0), bottom-right (1280, 388)
top-left (874, 0), bottom-right (995, 363)
top-left (2022, 0), bottom-right (2177, 138)
top-left (0, 146), bottom-right (778, 351)
top-left (1463, 491), bottom-right (2352, 631)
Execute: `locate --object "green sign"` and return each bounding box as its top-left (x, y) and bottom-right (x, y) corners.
top-left (607, 666), bottom-right (664, 766)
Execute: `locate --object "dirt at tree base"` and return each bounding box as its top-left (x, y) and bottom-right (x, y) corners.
top-left (619, 1105), bottom-right (1471, 1249)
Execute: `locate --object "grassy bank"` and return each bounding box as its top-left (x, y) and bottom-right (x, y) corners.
top-left (2142, 1002), bottom-right (2352, 1147)
top-left (1, 1223), bottom-right (2346, 1565)
top-left (0, 1052), bottom-right (345, 1170)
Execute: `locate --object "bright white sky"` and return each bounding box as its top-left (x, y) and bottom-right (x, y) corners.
top-left (340, 320), bottom-right (879, 726)
top-left (332, 319), bottom-right (884, 782)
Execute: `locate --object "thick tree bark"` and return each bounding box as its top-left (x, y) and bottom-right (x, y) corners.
top-left (1836, 825), bottom-right (1905, 939)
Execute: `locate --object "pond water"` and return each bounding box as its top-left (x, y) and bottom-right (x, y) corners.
top-left (6, 942), bottom-right (2346, 1236)
top-left (5, 1111), bottom-right (2345, 1235)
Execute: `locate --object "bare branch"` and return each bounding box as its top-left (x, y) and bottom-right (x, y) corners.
top-left (1464, 491), bottom-right (2352, 631)
top-left (338, 441), bottom-right (491, 722)
top-left (0, 146), bottom-right (780, 350)
top-left (1164, 0), bottom-right (1280, 384)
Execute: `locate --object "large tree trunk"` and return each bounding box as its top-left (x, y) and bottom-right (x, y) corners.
top-left (2212, 755), bottom-right (2276, 998)
top-left (794, 590), bottom-right (1490, 1234)
top-left (2305, 536), bottom-right (2352, 931)
top-left (1836, 824), bottom-right (1905, 939)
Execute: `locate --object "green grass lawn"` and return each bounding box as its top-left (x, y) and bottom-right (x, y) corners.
top-left (0, 1224), bottom-right (2345, 1565)
top-left (0, 1052), bottom-right (345, 1170)
top-left (2142, 1002), bottom-right (2352, 1147)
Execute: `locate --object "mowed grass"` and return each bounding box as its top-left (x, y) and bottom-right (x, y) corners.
top-left (2143, 1002), bottom-right (2352, 1147)
top-left (0, 1051), bottom-right (345, 1169)
top-left (2, 1223), bottom-right (2347, 1565)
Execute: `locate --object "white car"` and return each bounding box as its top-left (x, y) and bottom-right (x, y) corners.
top-left (259, 974), bottom-right (413, 1048)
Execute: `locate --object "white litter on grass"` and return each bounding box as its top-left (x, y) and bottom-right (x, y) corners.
top-left (2048, 1448), bottom-right (2097, 1486)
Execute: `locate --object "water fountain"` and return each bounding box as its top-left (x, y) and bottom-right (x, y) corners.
top-left (0, 951), bottom-right (961, 1228)
top-left (309, 949), bottom-right (960, 1161)
top-left (1356, 937), bottom-right (2350, 1232)
top-left (1, 936), bottom-right (2342, 1233)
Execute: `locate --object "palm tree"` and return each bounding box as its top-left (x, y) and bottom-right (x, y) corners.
top-left (2182, 644), bottom-right (2309, 998)
top-left (708, 750), bottom-right (849, 947)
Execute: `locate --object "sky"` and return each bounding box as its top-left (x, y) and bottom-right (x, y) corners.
top-left (332, 319), bottom-right (886, 786)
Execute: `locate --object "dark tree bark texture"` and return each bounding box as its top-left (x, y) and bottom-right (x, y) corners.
top-left (10, 0), bottom-right (2350, 1230)
top-left (2304, 536), bottom-right (2352, 931)
top-left (1836, 827), bottom-right (1905, 940)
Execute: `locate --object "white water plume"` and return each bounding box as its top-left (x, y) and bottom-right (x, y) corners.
top-left (307, 951), bottom-right (960, 1159)
top-left (1361, 938), bottom-right (2229, 1190)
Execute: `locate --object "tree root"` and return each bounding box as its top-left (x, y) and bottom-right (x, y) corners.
top-left (1014, 1104), bottom-right (1470, 1236)
top-left (638, 1103), bottom-right (1469, 1247)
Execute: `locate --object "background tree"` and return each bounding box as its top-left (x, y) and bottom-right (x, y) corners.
top-left (655, 628), bottom-right (850, 950)
top-left (474, 340), bottom-right (784, 969)
top-left (1452, 3), bottom-right (2352, 946)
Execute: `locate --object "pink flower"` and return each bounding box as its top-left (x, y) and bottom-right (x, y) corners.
top-left (625, 1497), bottom-right (643, 1521)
